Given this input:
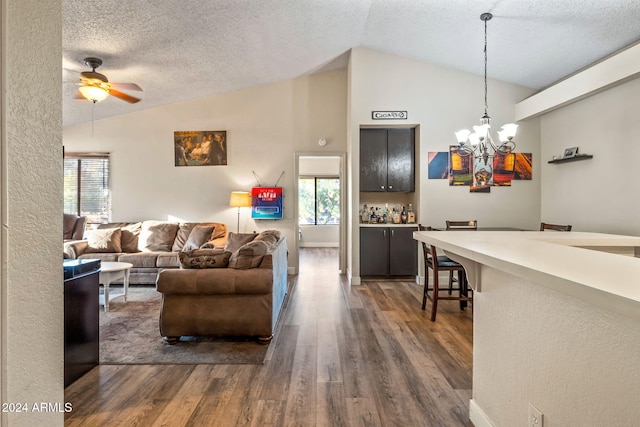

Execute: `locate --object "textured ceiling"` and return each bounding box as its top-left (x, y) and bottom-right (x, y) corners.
top-left (62, 0), bottom-right (640, 127)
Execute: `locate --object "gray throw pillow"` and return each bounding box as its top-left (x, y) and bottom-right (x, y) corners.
top-left (138, 221), bottom-right (179, 252)
top-left (182, 225), bottom-right (214, 251)
top-left (229, 240), bottom-right (270, 269)
top-left (224, 232), bottom-right (258, 253)
top-left (254, 229), bottom-right (281, 248)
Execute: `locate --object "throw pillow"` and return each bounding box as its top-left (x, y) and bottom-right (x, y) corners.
top-left (254, 229), bottom-right (281, 248)
top-left (179, 249), bottom-right (231, 269)
top-left (138, 221), bottom-right (179, 252)
top-left (84, 228), bottom-right (122, 253)
top-left (182, 225), bottom-right (215, 251)
top-left (229, 240), bottom-right (269, 269)
top-left (172, 222), bottom-right (227, 251)
top-left (98, 222), bottom-right (141, 253)
top-left (224, 232), bottom-right (258, 253)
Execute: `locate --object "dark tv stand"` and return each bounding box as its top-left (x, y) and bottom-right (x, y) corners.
top-left (64, 259), bottom-right (101, 387)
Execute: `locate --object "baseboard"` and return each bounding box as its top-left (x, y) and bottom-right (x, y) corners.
top-left (469, 399), bottom-right (495, 427)
top-left (299, 242), bottom-right (339, 248)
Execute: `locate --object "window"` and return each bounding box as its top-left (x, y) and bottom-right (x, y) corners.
top-left (64, 153), bottom-right (111, 225)
top-left (298, 177), bottom-right (340, 225)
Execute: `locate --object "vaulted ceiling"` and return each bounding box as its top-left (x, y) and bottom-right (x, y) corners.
top-left (62, 0), bottom-right (640, 127)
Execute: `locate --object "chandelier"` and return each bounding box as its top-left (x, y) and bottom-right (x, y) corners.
top-left (455, 13), bottom-right (518, 175)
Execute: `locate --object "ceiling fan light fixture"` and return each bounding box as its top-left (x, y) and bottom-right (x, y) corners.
top-left (79, 84), bottom-right (109, 102)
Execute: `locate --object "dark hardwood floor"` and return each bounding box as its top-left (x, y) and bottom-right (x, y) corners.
top-left (65, 247), bottom-right (473, 426)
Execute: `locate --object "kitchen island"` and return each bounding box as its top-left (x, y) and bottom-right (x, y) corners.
top-left (413, 230), bottom-right (640, 427)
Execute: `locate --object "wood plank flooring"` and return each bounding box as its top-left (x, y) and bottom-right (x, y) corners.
top-left (65, 248), bottom-right (473, 426)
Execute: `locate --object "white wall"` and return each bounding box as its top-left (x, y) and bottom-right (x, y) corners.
top-left (63, 70), bottom-right (348, 273)
top-left (347, 47), bottom-right (540, 280)
top-left (1, 0), bottom-right (64, 425)
top-left (472, 266), bottom-right (640, 426)
top-left (540, 76), bottom-right (640, 236)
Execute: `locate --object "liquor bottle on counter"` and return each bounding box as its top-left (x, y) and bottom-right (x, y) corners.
top-left (401, 205), bottom-right (408, 224)
top-left (392, 207), bottom-right (401, 224)
top-left (407, 204), bottom-right (415, 224)
top-left (370, 207), bottom-right (377, 224)
top-left (361, 204), bottom-right (369, 223)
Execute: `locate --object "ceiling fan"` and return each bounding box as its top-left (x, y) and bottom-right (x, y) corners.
top-left (75, 57), bottom-right (142, 103)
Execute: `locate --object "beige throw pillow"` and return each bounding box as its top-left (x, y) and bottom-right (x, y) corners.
top-left (179, 249), bottom-right (231, 269)
top-left (84, 228), bottom-right (122, 253)
top-left (138, 221), bottom-right (179, 252)
top-left (182, 225), bottom-right (215, 251)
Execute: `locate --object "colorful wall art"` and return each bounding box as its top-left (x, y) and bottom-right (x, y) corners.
top-left (448, 146), bottom-right (472, 186)
top-left (427, 151), bottom-right (449, 179)
top-left (427, 148), bottom-right (532, 193)
top-left (251, 187), bottom-right (283, 219)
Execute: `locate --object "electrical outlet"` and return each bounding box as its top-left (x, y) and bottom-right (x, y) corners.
top-left (528, 403), bottom-right (544, 427)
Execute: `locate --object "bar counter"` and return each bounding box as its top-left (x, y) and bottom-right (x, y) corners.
top-left (413, 230), bottom-right (640, 319)
top-left (413, 230), bottom-right (640, 427)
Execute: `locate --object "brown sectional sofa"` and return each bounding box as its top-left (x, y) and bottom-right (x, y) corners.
top-left (156, 233), bottom-right (288, 344)
top-left (63, 220), bottom-right (228, 283)
top-left (64, 222), bottom-right (289, 343)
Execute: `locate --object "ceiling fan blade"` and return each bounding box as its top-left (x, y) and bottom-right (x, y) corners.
top-left (111, 82), bottom-right (142, 91)
top-left (109, 88), bottom-right (141, 103)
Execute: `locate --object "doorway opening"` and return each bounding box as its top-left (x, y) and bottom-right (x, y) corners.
top-left (295, 153), bottom-right (345, 274)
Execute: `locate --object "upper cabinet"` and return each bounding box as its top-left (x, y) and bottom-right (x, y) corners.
top-left (360, 128), bottom-right (415, 192)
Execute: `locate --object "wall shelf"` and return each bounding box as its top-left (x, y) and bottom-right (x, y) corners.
top-left (548, 154), bottom-right (593, 164)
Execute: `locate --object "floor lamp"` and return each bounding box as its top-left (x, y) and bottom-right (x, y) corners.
top-left (229, 191), bottom-right (252, 233)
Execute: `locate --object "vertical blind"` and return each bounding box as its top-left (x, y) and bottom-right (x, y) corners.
top-left (63, 153), bottom-right (111, 225)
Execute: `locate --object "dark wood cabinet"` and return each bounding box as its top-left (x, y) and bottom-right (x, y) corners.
top-left (360, 227), bottom-right (390, 276)
top-left (389, 227), bottom-right (418, 276)
top-left (360, 128), bottom-right (415, 192)
top-left (360, 226), bottom-right (418, 277)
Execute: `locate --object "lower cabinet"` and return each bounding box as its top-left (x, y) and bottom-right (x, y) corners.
top-left (360, 226), bottom-right (418, 277)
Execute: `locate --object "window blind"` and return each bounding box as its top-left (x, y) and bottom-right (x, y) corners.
top-left (63, 153), bottom-right (111, 225)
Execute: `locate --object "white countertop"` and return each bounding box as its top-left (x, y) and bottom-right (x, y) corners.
top-left (413, 230), bottom-right (640, 320)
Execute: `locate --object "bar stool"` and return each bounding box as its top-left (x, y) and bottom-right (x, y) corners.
top-left (418, 224), bottom-right (473, 321)
top-left (540, 222), bottom-right (572, 231)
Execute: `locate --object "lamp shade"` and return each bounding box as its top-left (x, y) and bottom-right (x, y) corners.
top-left (79, 85), bottom-right (109, 102)
top-left (229, 191), bottom-right (251, 208)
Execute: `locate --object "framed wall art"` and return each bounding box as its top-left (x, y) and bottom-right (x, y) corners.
top-left (174, 130), bottom-right (227, 166)
top-left (251, 187), bottom-right (283, 220)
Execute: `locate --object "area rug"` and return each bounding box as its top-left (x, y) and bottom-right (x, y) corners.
top-left (99, 286), bottom-right (269, 365)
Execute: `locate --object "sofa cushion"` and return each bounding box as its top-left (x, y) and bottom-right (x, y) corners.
top-left (182, 225), bottom-right (215, 251)
top-left (98, 222), bottom-right (142, 253)
top-left (138, 221), bottom-right (179, 252)
top-left (229, 240), bottom-right (270, 269)
top-left (172, 222), bottom-right (227, 252)
top-left (179, 249), bottom-right (231, 269)
top-left (224, 232), bottom-right (258, 253)
top-left (84, 228), bottom-right (122, 253)
top-left (157, 253), bottom-right (180, 268)
top-left (118, 252), bottom-right (167, 268)
top-left (78, 253), bottom-right (121, 263)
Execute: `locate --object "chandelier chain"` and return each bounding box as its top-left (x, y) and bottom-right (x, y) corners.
top-left (484, 17), bottom-right (488, 117)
